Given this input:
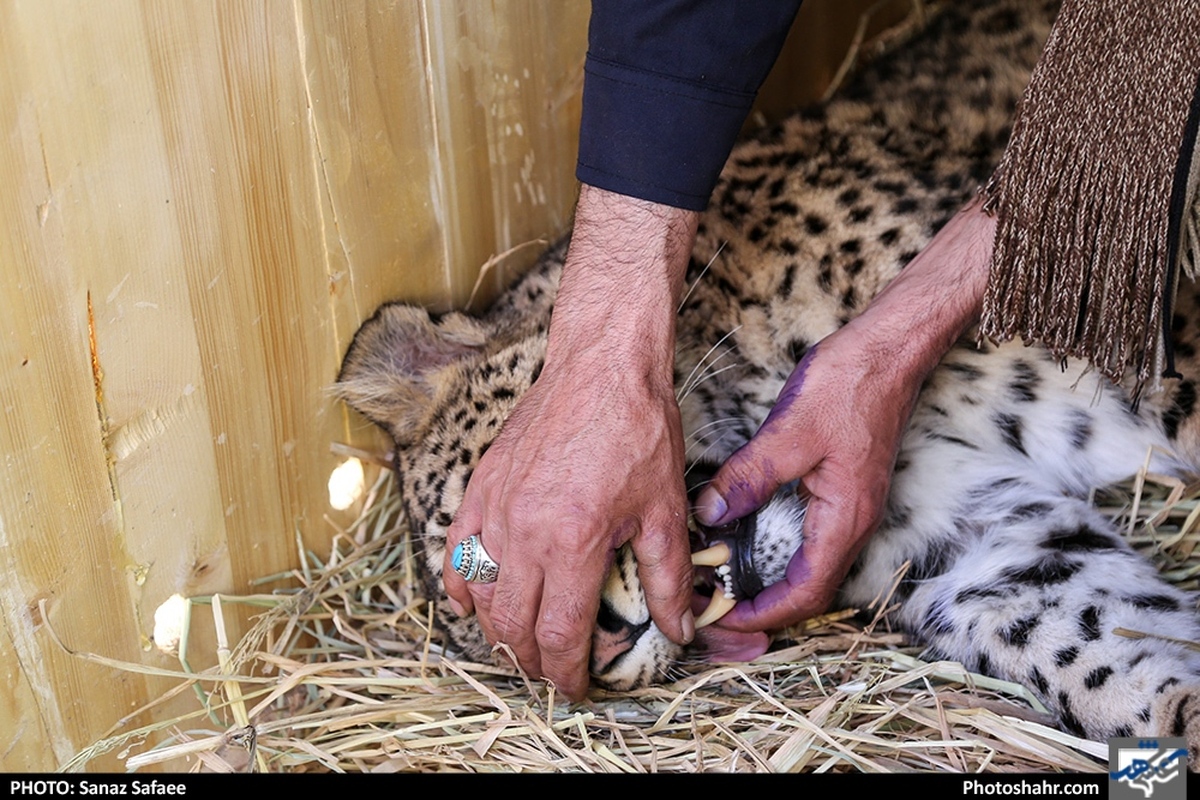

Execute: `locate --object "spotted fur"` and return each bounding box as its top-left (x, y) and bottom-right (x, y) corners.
top-left (338, 0), bottom-right (1200, 755)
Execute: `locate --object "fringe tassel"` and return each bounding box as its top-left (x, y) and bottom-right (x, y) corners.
top-left (980, 0), bottom-right (1200, 390)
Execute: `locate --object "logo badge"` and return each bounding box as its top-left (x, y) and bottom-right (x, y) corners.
top-left (1109, 737), bottom-right (1187, 800)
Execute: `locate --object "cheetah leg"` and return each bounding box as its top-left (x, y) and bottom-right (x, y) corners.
top-left (878, 496), bottom-right (1200, 751)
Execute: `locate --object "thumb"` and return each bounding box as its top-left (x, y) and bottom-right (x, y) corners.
top-left (696, 343), bottom-right (825, 527)
top-left (694, 429), bottom-right (816, 527)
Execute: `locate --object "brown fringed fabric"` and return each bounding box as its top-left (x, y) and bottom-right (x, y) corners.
top-left (980, 0), bottom-right (1200, 390)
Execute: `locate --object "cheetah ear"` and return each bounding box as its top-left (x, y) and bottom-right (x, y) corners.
top-left (336, 303), bottom-right (488, 445)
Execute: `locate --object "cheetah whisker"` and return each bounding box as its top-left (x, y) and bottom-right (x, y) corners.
top-left (683, 362), bottom-right (744, 399)
top-left (677, 240), bottom-right (726, 313)
top-left (691, 542), bottom-right (732, 567)
top-left (684, 429), bottom-right (741, 470)
top-left (694, 585), bottom-right (738, 628)
top-left (675, 327), bottom-right (742, 403)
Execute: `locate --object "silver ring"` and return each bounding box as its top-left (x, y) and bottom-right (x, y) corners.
top-left (451, 534), bottom-right (499, 583)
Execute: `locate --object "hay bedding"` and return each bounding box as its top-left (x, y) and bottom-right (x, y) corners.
top-left (63, 454), bottom-right (1199, 774)
top-left (65, 3), bottom-right (1200, 774)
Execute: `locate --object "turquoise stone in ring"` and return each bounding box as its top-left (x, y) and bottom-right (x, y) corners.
top-left (452, 535), bottom-right (499, 583)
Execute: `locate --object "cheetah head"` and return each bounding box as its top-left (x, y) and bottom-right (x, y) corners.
top-left (335, 267), bottom-right (806, 690)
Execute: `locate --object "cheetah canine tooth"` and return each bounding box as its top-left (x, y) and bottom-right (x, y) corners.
top-left (690, 542), bottom-right (732, 568)
top-left (695, 585), bottom-right (737, 628)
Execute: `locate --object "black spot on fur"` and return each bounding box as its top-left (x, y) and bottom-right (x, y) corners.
top-left (778, 238), bottom-right (799, 255)
top-left (879, 228), bottom-right (900, 246)
top-left (1054, 646), bottom-right (1079, 667)
top-left (1044, 525), bottom-right (1116, 553)
top-left (1084, 666), bottom-right (1113, 690)
top-left (492, 387), bottom-right (516, 402)
top-left (849, 206), bottom-right (873, 223)
top-left (1113, 725), bottom-right (1132, 738)
top-left (818, 266), bottom-right (833, 291)
top-left (925, 431), bottom-right (980, 450)
top-left (1171, 695), bottom-right (1198, 736)
top-left (893, 198), bottom-right (919, 214)
top-left (837, 187), bottom-right (860, 206)
top-left (770, 201), bottom-right (799, 216)
top-left (976, 651), bottom-right (992, 676)
top-left (1002, 615), bottom-right (1040, 647)
top-left (1127, 593), bottom-right (1180, 612)
top-left (874, 179), bottom-right (909, 196)
top-left (435, 511), bottom-right (453, 527)
top-left (1057, 692), bottom-right (1085, 736)
top-left (1010, 502), bottom-right (1052, 520)
top-left (779, 264), bottom-right (796, 297)
top-left (1003, 556), bottom-right (1080, 586)
top-left (1029, 667), bottom-right (1049, 695)
top-left (1164, 380), bottom-right (1196, 439)
top-left (955, 585), bottom-right (1005, 604)
top-left (981, 6), bottom-right (1021, 33)
top-left (1157, 677), bottom-right (1181, 694)
top-left (1009, 360), bottom-right (1040, 402)
top-left (1079, 606), bottom-right (1102, 641)
top-left (840, 238), bottom-right (861, 254)
top-left (1069, 410), bottom-right (1093, 450)
top-left (804, 214), bottom-right (829, 234)
top-left (945, 362), bottom-right (984, 381)
top-left (884, 503), bottom-right (912, 528)
top-left (995, 413), bottom-right (1027, 455)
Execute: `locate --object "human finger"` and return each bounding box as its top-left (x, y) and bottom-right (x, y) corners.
top-left (717, 488), bottom-right (877, 632)
top-left (695, 347), bottom-right (826, 528)
top-left (443, 481), bottom-right (487, 618)
top-left (528, 530), bottom-right (611, 699)
top-left (631, 504), bottom-right (695, 646)
top-left (474, 542), bottom-right (545, 681)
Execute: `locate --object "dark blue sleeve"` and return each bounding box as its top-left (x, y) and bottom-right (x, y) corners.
top-left (577, 1), bottom-right (804, 211)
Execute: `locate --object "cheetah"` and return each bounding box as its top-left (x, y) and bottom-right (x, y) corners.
top-left (337, 0), bottom-right (1200, 755)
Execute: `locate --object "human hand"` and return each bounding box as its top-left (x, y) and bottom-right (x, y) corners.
top-left (695, 199), bottom-right (996, 633)
top-left (443, 186), bottom-right (699, 699)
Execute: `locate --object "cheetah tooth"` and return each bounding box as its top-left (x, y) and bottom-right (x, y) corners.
top-left (691, 542), bottom-right (732, 568)
top-left (695, 585), bottom-right (737, 628)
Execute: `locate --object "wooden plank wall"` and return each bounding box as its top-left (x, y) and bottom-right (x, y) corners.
top-left (0, 0), bottom-right (907, 772)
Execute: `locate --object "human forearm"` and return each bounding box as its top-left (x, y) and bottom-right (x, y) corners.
top-left (547, 185), bottom-right (699, 377)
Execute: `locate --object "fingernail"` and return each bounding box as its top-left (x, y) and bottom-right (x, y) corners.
top-left (695, 488), bottom-right (727, 526)
top-left (680, 609), bottom-right (695, 645)
top-left (448, 597), bottom-right (466, 617)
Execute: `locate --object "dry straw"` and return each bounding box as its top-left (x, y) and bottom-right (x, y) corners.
top-left (60, 0), bottom-right (1200, 774)
top-left (61, 446), bottom-right (1199, 774)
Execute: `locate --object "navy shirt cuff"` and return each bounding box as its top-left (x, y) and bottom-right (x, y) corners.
top-left (577, 55), bottom-right (756, 210)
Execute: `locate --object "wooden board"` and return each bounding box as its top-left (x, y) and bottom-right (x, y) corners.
top-left (0, 0), bottom-right (905, 771)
